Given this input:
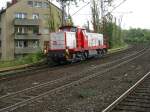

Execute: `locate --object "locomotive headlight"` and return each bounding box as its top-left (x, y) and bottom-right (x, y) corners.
top-left (44, 49), bottom-right (47, 55)
top-left (65, 48), bottom-right (68, 52)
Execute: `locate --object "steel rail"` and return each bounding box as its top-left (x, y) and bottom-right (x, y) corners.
top-left (0, 48), bottom-right (148, 112)
top-left (0, 60), bottom-right (46, 73)
top-left (0, 48), bottom-right (145, 100)
top-left (102, 71), bottom-right (150, 112)
top-left (0, 45), bottom-right (134, 82)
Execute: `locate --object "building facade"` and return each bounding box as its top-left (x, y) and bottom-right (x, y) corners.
top-left (0, 0), bottom-right (62, 60)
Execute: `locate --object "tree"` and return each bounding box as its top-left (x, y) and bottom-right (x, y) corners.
top-left (66, 14), bottom-right (74, 26)
top-left (124, 28), bottom-right (150, 43)
top-left (53, 0), bottom-right (85, 26)
top-left (46, 0), bottom-right (57, 32)
top-left (91, 0), bottom-right (126, 48)
top-left (91, 0), bottom-right (100, 33)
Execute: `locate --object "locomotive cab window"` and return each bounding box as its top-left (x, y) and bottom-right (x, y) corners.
top-left (98, 40), bottom-right (101, 45)
top-left (59, 27), bottom-right (77, 32)
top-left (70, 27), bottom-right (77, 32)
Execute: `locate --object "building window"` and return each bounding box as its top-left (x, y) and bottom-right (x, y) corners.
top-left (15, 40), bottom-right (28, 48)
top-left (28, 1), bottom-right (49, 8)
top-left (32, 40), bottom-right (39, 48)
top-left (32, 27), bottom-right (39, 34)
top-left (32, 13), bottom-right (39, 19)
top-left (28, 1), bottom-right (33, 7)
top-left (34, 1), bottom-right (42, 8)
top-left (43, 2), bottom-right (49, 8)
top-left (15, 27), bottom-right (27, 34)
top-left (15, 13), bottom-right (27, 19)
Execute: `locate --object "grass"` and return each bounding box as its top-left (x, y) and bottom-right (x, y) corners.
top-left (77, 88), bottom-right (97, 99)
top-left (0, 51), bottom-right (45, 69)
top-left (108, 44), bottom-right (128, 53)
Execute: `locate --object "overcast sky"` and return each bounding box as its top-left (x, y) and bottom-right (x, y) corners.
top-left (1, 0), bottom-right (150, 29)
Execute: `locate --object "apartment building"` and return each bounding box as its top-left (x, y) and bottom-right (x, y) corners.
top-left (0, 0), bottom-right (62, 60)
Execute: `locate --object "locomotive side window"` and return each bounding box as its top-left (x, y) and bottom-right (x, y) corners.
top-left (98, 40), bottom-right (101, 45)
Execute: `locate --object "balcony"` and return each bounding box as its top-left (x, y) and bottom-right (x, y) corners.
top-left (14, 34), bottom-right (41, 40)
top-left (14, 19), bottom-right (40, 26)
top-left (15, 47), bottom-right (39, 54)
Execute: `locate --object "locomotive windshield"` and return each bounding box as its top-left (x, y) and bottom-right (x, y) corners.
top-left (59, 26), bottom-right (77, 32)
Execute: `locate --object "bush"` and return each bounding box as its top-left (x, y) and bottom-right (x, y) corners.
top-left (0, 51), bottom-right (45, 68)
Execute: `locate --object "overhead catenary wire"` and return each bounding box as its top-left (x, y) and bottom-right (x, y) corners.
top-left (71, 2), bottom-right (90, 16)
top-left (110, 0), bottom-right (127, 13)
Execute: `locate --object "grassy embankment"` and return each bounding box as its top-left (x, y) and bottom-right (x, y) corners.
top-left (108, 44), bottom-right (128, 53)
top-left (0, 51), bottom-right (44, 69)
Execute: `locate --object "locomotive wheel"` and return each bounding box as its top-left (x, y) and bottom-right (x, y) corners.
top-left (97, 50), bottom-right (103, 58)
top-left (84, 51), bottom-right (89, 59)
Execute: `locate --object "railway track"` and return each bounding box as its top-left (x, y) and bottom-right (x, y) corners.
top-left (0, 62), bottom-right (48, 81)
top-left (0, 45), bottom-right (139, 82)
top-left (102, 71), bottom-right (150, 112)
top-left (0, 45), bottom-right (131, 82)
top-left (0, 47), bottom-right (148, 112)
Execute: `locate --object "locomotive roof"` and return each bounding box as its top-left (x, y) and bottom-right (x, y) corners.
top-left (59, 26), bottom-right (86, 30)
top-left (59, 26), bottom-right (77, 29)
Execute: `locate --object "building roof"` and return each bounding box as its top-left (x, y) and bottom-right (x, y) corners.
top-left (0, 0), bottom-right (62, 15)
top-left (0, 8), bottom-right (6, 15)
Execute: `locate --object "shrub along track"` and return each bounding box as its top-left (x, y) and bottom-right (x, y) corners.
top-left (0, 45), bottom-right (148, 112)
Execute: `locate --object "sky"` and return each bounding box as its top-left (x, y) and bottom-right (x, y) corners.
top-left (1, 0), bottom-right (150, 29)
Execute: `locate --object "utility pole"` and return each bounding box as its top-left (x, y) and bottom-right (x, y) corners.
top-left (61, 1), bottom-right (66, 26)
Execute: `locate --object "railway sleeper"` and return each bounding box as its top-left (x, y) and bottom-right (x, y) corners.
top-left (130, 93), bottom-right (150, 97)
top-left (123, 98), bottom-right (150, 103)
top-left (119, 101), bottom-right (150, 108)
top-left (113, 105), bottom-right (150, 112)
top-left (127, 96), bottom-right (150, 100)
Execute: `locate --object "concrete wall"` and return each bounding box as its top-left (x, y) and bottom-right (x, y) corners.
top-left (0, 0), bottom-right (62, 60)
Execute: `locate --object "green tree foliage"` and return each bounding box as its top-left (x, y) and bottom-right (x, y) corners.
top-left (91, 0), bottom-right (100, 33)
top-left (104, 21), bottom-right (125, 48)
top-left (66, 14), bottom-right (74, 26)
top-left (47, 0), bottom-right (57, 32)
top-left (91, 0), bottom-right (125, 48)
top-left (124, 28), bottom-right (150, 43)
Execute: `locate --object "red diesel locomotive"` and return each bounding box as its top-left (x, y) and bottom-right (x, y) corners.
top-left (45, 26), bottom-right (109, 64)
